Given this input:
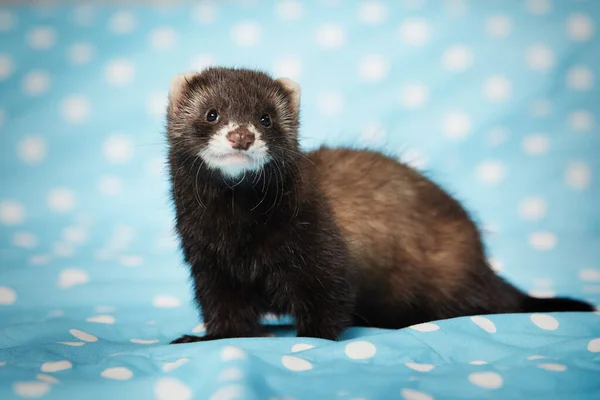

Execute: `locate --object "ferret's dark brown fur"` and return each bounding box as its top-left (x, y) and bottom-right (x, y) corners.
top-left (166, 67), bottom-right (593, 344)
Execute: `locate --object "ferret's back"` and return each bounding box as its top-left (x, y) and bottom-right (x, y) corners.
top-left (307, 147), bottom-right (487, 326)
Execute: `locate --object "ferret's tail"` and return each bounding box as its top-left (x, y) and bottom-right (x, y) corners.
top-left (521, 296), bottom-right (595, 313)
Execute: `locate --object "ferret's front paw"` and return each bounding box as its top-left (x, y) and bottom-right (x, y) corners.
top-left (170, 334), bottom-right (207, 344)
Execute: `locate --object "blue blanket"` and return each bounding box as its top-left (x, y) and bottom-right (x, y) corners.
top-left (1, 1), bottom-right (599, 399)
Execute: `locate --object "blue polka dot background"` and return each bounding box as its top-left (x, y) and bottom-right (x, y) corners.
top-left (0, 1), bottom-right (599, 399)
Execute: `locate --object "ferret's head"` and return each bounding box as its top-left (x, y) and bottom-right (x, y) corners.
top-left (167, 67), bottom-right (301, 178)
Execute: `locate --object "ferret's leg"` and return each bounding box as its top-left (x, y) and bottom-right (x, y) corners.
top-left (287, 276), bottom-right (354, 341)
top-left (171, 270), bottom-right (263, 344)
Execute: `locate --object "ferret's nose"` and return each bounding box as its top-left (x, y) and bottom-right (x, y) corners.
top-left (226, 128), bottom-right (255, 150)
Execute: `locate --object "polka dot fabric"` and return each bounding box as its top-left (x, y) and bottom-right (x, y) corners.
top-left (0, 1), bottom-right (599, 399)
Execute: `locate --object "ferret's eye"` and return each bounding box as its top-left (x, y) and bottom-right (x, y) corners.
top-left (260, 114), bottom-right (271, 127)
top-left (206, 109), bottom-right (219, 123)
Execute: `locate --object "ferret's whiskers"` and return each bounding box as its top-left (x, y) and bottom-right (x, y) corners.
top-left (192, 156), bottom-right (206, 210)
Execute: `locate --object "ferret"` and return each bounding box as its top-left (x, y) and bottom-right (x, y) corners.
top-left (166, 67), bottom-right (593, 343)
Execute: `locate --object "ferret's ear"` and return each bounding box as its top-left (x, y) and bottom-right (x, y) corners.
top-left (168, 72), bottom-right (198, 115)
top-left (275, 77), bottom-right (301, 114)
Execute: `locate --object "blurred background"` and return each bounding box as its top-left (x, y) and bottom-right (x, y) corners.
top-left (0, 0), bottom-right (599, 322)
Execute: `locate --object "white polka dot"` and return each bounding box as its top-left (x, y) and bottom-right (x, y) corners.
top-left (148, 92), bottom-right (168, 118)
top-left (529, 289), bottom-right (556, 298)
top-left (97, 176), bottom-right (123, 196)
top-left (400, 84), bottom-right (428, 109)
top-left (105, 59), bottom-right (135, 86)
top-left (526, 0), bottom-right (551, 15)
top-left (579, 269), bottom-right (600, 282)
top-left (405, 362), bottom-right (435, 372)
top-left (29, 254), bottom-right (51, 266)
top-left (519, 197), bottom-right (547, 221)
top-left (281, 355), bottom-right (313, 371)
top-left (567, 13), bottom-right (594, 41)
top-left (58, 269), bottom-right (89, 288)
top-left (486, 15), bottom-right (512, 38)
top-left (61, 95), bottom-right (91, 125)
top-left (27, 27), bottom-right (56, 50)
top-left (588, 338), bottom-right (600, 352)
top-left (483, 75), bottom-right (512, 101)
top-left (36, 374), bottom-right (59, 384)
top-left (163, 358), bottom-right (190, 373)
top-left (315, 24), bottom-right (346, 49)
top-left (469, 372), bottom-right (503, 389)
top-left (567, 66), bottom-right (594, 90)
top-left (274, 57), bottom-right (302, 79)
top-left (12, 232), bottom-right (38, 248)
top-left (103, 134), bottom-right (133, 164)
top-left (522, 134), bottom-right (549, 155)
top-left (152, 295), bottom-right (181, 308)
top-left (49, 310), bottom-right (64, 317)
top-left (401, 388), bottom-right (434, 400)
top-left (218, 367), bottom-right (244, 381)
top-left (399, 148), bottom-right (428, 169)
top-left (345, 341), bottom-right (377, 359)
top-left (530, 314), bottom-right (559, 330)
top-left (0, 53), bottom-right (13, 80)
top-left (208, 384), bottom-right (243, 400)
top-left (409, 322), bottom-right (440, 332)
top-left (190, 54), bottom-right (216, 71)
top-left (47, 188), bottom-right (76, 213)
top-left (469, 360), bottom-right (487, 365)
top-left (291, 343), bottom-right (315, 352)
top-left (130, 338), bottom-right (159, 345)
top-left (529, 232), bottom-right (557, 251)
top-left (527, 44), bottom-right (555, 71)
top-left (101, 367), bottom-right (133, 380)
top-left (399, 18), bottom-right (430, 46)
top-left (537, 363), bottom-right (567, 372)
top-left (442, 112), bottom-right (471, 139)
top-left (565, 161), bottom-right (591, 189)
top-left (359, 1), bottom-right (388, 24)
top-left (109, 12), bottom-right (136, 34)
top-left (470, 316), bottom-right (497, 333)
top-left (193, 3), bottom-right (218, 24)
top-left (18, 136), bottom-right (46, 164)
top-left (358, 54), bottom-right (390, 82)
top-left (476, 161), bottom-right (506, 184)
top-left (62, 226), bottom-right (87, 244)
top-left (23, 71), bottom-right (51, 95)
top-left (0, 10), bottom-right (15, 31)
top-left (275, 0), bottom-right (303, 20)
top-left (68, 42), bottom-right (93, 64)
top-left (488, 258), bottom-right (503, 273)
top-left (0, 200), bottom-right (25, 225)
top-left (41, 360), bottom-right (72, 372)
top-left (150, 27), bottom-right (177, 50)
top-left (192, 323), bottom-right (206, 333)
top-left (0, 287), bottom-right (17, 305)
top-left (317, 91), bottom-right (343, 116)
top-left (14, 381), bottom-right (50, 398)
top-left (568, 111), bottom-right (594, 132)
top-left (358, 123), bottom-right (386, 146)
top-left (87, 315), bottom-right (115, 324)
top-left (442, 44), bottom-right (473, 71)
top-left (53, 242), bottom-right (74, 258)
top-left (220, 345), bottom-right (246, 361)
top-left (70, 329), bottom-right (97, 342)
top-left (231, 21), bottom-right (261, 46)
top-left (528, 355), bottom-right (547, 360)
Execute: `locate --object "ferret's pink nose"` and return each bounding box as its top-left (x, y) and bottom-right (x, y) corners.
top-left (226, 128), bottom-right (255, 150)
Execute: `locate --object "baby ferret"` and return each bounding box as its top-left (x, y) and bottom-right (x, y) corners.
top-left (166, 67), bottom-right (593, 343)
